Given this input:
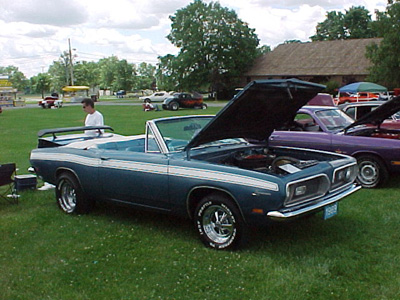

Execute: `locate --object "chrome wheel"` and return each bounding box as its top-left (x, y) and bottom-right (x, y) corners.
top-left (56, 173), bottom-right (94, 214)
top-left (58, 179), bottom-right (76, 213)
top-left (356, 155), bottom-right (388, 188)
top-left (358, 161), bottom-right (378, 186)
top-left (195, 194), bottom-right (247, 250)
top-left (202, 205), bottom-right (235, 244)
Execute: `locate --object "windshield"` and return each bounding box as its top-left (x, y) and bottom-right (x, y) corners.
top-left (156, 117), bottom-right (212, 151)
top-left (315, 109), bottom-right (354, 132)
top-left (155, 116), bottom-right (246, 151)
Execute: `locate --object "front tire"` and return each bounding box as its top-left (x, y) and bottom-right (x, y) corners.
top-left (170, 101), bottom-right (179, 111)
top-left (201, 103), bottom-right (207, 109)
top-left (194, 193), bottom-right (247, 250)
top-left (356, 155), bottom-right (388, 188)
top-left (56, 173), bottom-right (94, 214)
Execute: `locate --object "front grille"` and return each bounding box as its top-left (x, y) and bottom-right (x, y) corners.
top-left (285, 174), bottom-right (330, 207)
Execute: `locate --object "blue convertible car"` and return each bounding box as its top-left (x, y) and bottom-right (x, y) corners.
top-left (30, 79), bottom-right (360, 249)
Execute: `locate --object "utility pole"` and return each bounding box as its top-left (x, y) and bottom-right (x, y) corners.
top-left (68, 38), bottom-right (74, 86)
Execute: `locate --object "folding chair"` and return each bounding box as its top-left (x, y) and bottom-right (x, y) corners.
top-left (0, 163), bottom-right (19, 204)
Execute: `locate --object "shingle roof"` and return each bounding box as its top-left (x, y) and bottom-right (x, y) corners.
top-left (245, 38), bottom-right (382, 77)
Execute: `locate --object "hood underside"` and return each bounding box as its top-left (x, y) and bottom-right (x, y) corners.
top-left (186, 79), bottom-right (325, 150)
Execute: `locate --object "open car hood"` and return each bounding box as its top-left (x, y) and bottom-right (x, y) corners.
top-left (346, 95), bottom-right (400, 130)
top-left (185, 79), bottom-right (325, 150)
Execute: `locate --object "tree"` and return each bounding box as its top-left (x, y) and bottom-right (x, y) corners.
top-left (48, 52), bottom-right (72, 92)
top-left (311, 6), bottom-right (378, 41)
top-left (284, 40), bottom-right (302, 44)
top-left (98, 56), bottom-right (119, 90)
top-left (311, 11), bottom-right (346, 41)
top-left (31, 73), bottom-right (51, 98)
top-left (257, 45), bottom-right (272, 55)
top-left (135, 62), bottom-right (155, 90)
top-left (74, 61), bottom-right (100, 90)
top-left (156, 54), bottom-right (180, 91)
top-left (0, 66), bottom-right (27, 92)
top-left (366, 1), bottom-right (400, 89)
top-left (166, 0), bottom-right (259, 93)
top-left (343, 6), bottom-right (377, 38)
top-left (97, 56), bottom-right (136, 92)
top-left (113, 59), bottom-right (135, 92)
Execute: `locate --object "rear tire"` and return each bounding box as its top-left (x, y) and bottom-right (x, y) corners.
top-left (356, 155), bottom-right (388, 188)
top-left (56, 173), bottom-right (94, 214)
top-left (194, 193), bottom-right (247, 250)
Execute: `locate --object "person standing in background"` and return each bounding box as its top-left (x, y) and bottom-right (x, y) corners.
top-left (81, 98), bottom-right (104, 135)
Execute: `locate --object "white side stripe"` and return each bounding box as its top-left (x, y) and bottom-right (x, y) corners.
top-left (31, 152), bottom-right (278, 191)
top-left (169, 166), bottom-right (278, 191)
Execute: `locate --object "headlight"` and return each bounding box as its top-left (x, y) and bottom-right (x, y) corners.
top-left (331, 163), bottom-right (358, 191)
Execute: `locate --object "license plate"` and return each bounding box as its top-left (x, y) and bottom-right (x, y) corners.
top-left (323, 202), bottom-right (338, 220)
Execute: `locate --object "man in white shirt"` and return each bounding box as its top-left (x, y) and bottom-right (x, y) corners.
top-left (81, 98), bottom-right (104, 135)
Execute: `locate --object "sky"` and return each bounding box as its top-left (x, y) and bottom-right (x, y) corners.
top-left (0, 0), bottom-right (388, 78)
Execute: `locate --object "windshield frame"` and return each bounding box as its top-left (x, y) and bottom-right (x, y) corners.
top-left (150, 115), bottom-right (213, 153)
top-left (150, 115), bottom-right (248, 154)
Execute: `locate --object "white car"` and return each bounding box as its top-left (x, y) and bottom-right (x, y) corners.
top-left (139, 91), bottom-right (171, 103)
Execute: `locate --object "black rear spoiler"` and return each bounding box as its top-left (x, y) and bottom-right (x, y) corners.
top-left (38, 126), bottom-right (113, 138)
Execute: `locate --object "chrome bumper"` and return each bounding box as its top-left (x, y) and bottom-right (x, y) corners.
top-left (267, 184), bottom-right (361, 221)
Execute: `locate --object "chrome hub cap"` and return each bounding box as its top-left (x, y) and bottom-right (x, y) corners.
top-left (359, 162), bottom-right (378, 185)
top-left (202, 205), bottom-right (234, 244)
top-left (59, 180), bottom-right (76, 213)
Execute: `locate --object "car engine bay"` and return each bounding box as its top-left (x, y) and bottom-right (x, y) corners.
top-left (194, 146), bottom-right (324, 175)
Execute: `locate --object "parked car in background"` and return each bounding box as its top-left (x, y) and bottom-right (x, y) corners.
top-left (116, 90), bottom-right (126, 98)
top-left (139, 91), bottom-right (171, 103)
top-left (378, 91), bottom-right (394, 101)
top-left (30, 79), bottom-right (360, 250)
top-left (339, 101), bottom-right (400, 129)
top-left (38, 95), bottom-right (63, 109)
top-left (335, 92), bottom-right (379, 105)
top-left (269, 96), bottom-right (400, 188)
top-left (162, 92), bottom-right (207, 110)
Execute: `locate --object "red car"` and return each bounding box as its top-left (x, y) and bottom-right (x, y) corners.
top-left (335, 92), bottom-right (379, 105)
top-left (39, 96), bottom-right (63, 108)
top-left (162, 92), bottom-right (207, 111)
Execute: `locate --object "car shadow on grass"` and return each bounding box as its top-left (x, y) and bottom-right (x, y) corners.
top-left (89, 200), bottom-right (365, 254)
top-left (92, 201), bottom-right (198, 244)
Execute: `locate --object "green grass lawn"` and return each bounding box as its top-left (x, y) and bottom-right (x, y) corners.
top-left (1, 104), bottom-right (400, 299)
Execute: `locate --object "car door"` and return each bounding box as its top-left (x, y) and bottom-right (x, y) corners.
top-left (98, 134), bottom-right (170, 210)
top-left (178, 94), bottom-right (191, 108)
top-left (154, 92), bottom-right (168, 102)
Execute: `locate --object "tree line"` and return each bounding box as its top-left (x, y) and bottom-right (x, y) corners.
top-left (1, 0), bottom-right (400, 97)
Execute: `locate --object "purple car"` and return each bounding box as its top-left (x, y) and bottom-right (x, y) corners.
top-left (269, 96), bottom-right (400, 188)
